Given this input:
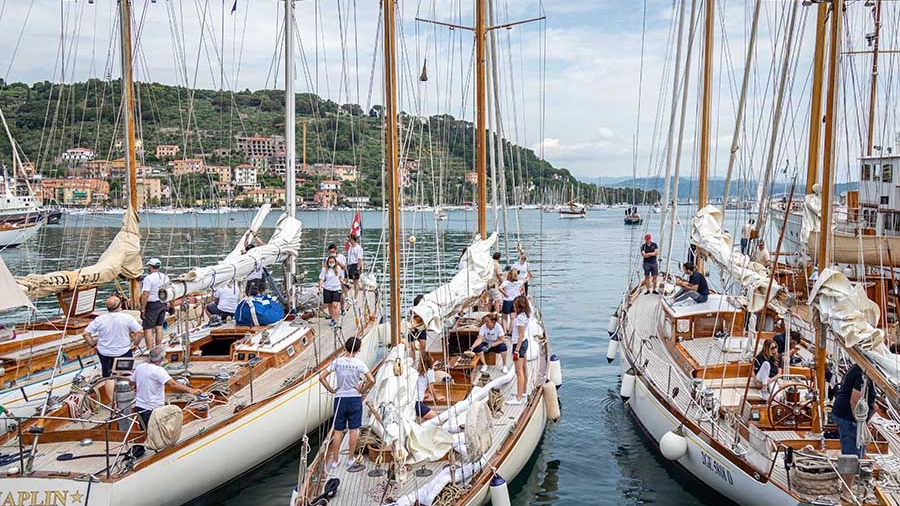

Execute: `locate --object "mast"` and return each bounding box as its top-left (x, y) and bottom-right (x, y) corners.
top-left (284, 0), bottom-right (297, 308)
top-left (659, 0), bottom-right (687, 244)
top-left (384, 0), bottom-right (402, 345)
top-left (697, 0), bottom-right (714, 209)
top-left (119, 0), bottom-right (140, 306)
top-left (866, 0), bottom-right (882, 156)
top-left (475, 0), bottom-right (487, 239)
top-left (806, 3), bottom-right (828, 193)
top-left (488, 0), bottom-right (510, 258)
top-left (813, 0), bottom-right (843, 435)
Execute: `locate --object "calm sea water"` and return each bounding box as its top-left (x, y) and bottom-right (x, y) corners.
top-left (2, 207), bottom-right (727, 506)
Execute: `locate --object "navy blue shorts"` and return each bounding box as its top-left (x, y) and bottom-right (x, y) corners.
top-left (643, 263), bottom-right (658, 276)
top-left (323, 289), bottom-right (342, 305)
top-left (512, 339), bottom-right (529, 358)
top-left (347, 264), bottom-right (360, 280)
top-left (415, 401), bottom-right (432, 418)
top-left (99, 349), bottom-right (133, 378)
top-left (333, 396), bottom-right (363, 431)
top-left (834, 414), bottom-right (865, 458)
top-left (501, 300), bottom-right (514, 314)
top-left (473, 341), bottom-right (507, 354)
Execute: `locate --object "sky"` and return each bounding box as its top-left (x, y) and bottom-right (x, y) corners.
top-left (0, 1), bottom-right (891, 184)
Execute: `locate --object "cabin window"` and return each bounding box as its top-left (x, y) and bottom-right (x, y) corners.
top-left (884, 164), bottom-right (894, 183)
top-left (886, 214), bottom-right (894, 233)
top-left (883, 196), bottom-right (891, 206)
top-left (862, 164), bottom-right (872, 181)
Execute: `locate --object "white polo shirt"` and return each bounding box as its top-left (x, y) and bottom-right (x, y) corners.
top-left (85, 312), bottom-right (142, 356)
top-left (132, 362), bottom-right (172, 411)
top-left (141, 271), bottom-right (170, 302)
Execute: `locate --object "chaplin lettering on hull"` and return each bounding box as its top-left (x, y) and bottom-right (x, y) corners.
top-left (700, 451), bottom-right (734, 486)
top-left (0, 490), bottom-right (82, 505)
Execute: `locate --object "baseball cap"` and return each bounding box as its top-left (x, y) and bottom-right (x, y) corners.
top-left (146, 258), bottom-right (162, 268)
top-left (644, 234), bottom-right (651, 240)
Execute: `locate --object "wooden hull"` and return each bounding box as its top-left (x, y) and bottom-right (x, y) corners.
top-left (809, 230), bottom-right (900, 267)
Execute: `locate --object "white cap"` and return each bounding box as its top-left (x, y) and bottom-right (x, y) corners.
top-left (146, 258), bottom-right (162, 268)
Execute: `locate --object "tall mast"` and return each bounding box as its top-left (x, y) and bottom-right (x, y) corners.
top-left (866, 0), bottom-right (882, 156)
top-left (813, 0), bottom-right (843, 435)
top-left (384, 0), bottom-right (402, 345)
top-left (659, 0), bottom-right (687, 245)
top-left (475, 0), bottom-right (487, 239)
top-left (488, 0), bottom-right (510, 259)
top-left (697, 0), bottom-right (714, 209)
top-left (284, 0), bottom-right (297, 307)
top-left (119, 0), bottom-right (140, 305)
top-left (806, 3), bottom-right (828, 193)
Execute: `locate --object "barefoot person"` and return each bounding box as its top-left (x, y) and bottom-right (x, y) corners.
top-left (469, 313), bottom-right (508, 373)
top-left (507, 295), bottom-right (530, 405)
top-left (640, 234), bottom-right (659, 295)
top-left (319, 337), bottom-right (375, 470)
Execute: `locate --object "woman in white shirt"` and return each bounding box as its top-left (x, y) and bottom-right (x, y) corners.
top-left (508, 295), bottom-right (531, 405)
top-left (415, 353), bottom-right (440, 421)
top-left (318, 257), bottom-right (345, 327)
top-left (512, 254), bottom-right (532, 294)
top-left (498, 269), bottom-right (521, 333)
top-left (469, 313), bottom-right (508, 373)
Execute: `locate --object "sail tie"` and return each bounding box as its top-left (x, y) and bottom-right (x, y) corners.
top-left (854, 374), bottom-right (870, 450)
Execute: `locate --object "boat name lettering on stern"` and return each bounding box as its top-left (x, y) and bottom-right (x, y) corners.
top-left (700, 451), bottom-right (734, 486)
top-left (0, 490), bottom-right (76, 506)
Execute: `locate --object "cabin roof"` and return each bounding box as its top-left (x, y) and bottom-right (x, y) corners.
top-left (662, 293), bottom-right (742, 318)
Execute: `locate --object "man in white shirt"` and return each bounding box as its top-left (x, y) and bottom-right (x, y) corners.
top-left (740, 219), bottom-right (755, 255)
top-left (319, 337), bottom-right (374, 470)
top-left (140, 258), bottom-right (171, 350)
top-left (82, 295), bottom-right (142, 399)
top-left (130, 346), bottom-right (202, 429)
top-left (345, 234), bottom-right (364, 298)
top-left (754, 240), bottom-right (772, 268)
top-left (207, 282), bottom-right (240, 320)
top-left (512, 253), bottom-right (532, 294)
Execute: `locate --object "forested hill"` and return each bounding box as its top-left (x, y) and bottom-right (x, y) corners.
top-left (0, 79), bottom-right (657, 206)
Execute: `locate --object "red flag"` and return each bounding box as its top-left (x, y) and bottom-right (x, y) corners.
top-left (346, 211), bottom-right (362, 250)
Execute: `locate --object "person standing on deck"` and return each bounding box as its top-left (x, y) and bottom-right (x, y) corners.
top-left (512, 254), bottom-right (532, 295)
top-left (741, 219), bottom-right (755, 255)
top-left (82, 295), bottom-right (142, 400)
top-left (130, 346), bottom-right (202, 429)
top-left (319, 337), bottom-right (375, 470)
top-left (754, 240), bottom-right (772, 268)
top-left (244, 244), bottom-right (267, 295)
top-left (345, 234), bottom-right (364, 298)
top-left (318, 256), bottom-right (345, 327)
top-left (499, 269), bottom-right (522, 333)
top-left (640, 234), bottom-right (659, 295)
top-left (507, 295), bottom-right (531, 405)
top-left (328, 243), bottom-right (348, 275)
top-left (486, 252), bottom-right (504, 313)
top-left (670, 262), bottom-right (709, 305)
top-left (140, 258), bottom-right (170, 350)
top-left (832, 364), bottom-right (877, 501)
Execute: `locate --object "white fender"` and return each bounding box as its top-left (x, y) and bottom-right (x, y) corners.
top-left (548, 354), bottom-right (562, 388)
top-left (660, 429), bottom-right (688, 460)
top-left (607, 314), bottom-right (620, 336)
top-left (543, 381), bottom-right (561, 421)
top-left (490, 474), bottom-right (511, 506)
top-left (620, 369), bottom-right (635, 399)
top-left (606, 337), bottom-right (619, 363)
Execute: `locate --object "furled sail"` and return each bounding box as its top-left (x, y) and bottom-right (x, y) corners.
top-left (157, 208), bottom-right (302, 302)
top-left (16, 208), bottom-right (143, 299)
top-left (690, 205), bottom-right (781, 312)
top-left (412, 232), bottom-right (498, 332)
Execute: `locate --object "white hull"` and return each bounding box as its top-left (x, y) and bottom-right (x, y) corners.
top-left (0, 222), bottom-right (41, 247)
top-left (619, 358), bottom-right (795, 506)
top-left (558, 212), bottom-right (585, 219)
top-left (0, 332), bottom-right (381, 506)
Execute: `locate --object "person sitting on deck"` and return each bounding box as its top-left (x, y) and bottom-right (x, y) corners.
top-left (415, 352), bottom-right (441, 421)
top-left (206, 281), bottom-right (240, 321)
top-left (671, 262), bottom-right (709, 305)
top-left (754, 240), bottom-right (772, 268)
top-left (130, 346), bottom-right (202, 429)
top-left (319, 337), bottom-right (375, 471)
top-left (470, 313), bottom-right (508, 374)
top-left (773, 330), bottom-right (802, 365)
top-left (407, 294), bottom-right (428, 349)
top-left (753, 338), bottom-right (781, 399)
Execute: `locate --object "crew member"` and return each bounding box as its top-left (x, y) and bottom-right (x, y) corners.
top-left (469, 312), bottom-right (508, 373)
top-left (346, 235), bottom-right (364, 298)
top-left (319, 337), bottom-right (375, 470)
top-left (640, 234), bottom-right (659, 295)
top-left (318, 255), bottom-right (345, 327)
top-left (773, 330), bottom-right (802, 365)
top-left (512, 253), bottom-right (532, 294)
top-left (140, 258), bottom-right (170, 350)
top-left (754, 240), bottom-right (772, 268)
top-left (671, 262), bottom-right (709, 305)
top-left (486, 252), bottom-right (504, 313)
top-left (130, 346), bottom-right (202, 429)
top-left (207, 281), bottom-right (241, 321)
top-left (82, 295), bottom-right (142, 399)
top-left (741, 219), bottom-right (755, 255)
top-left (833, 364), bottom-right (877, 500)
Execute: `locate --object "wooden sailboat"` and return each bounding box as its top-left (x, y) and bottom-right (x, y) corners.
top-left (0, 2), bottom-right (383, 504)
top-left (294, 1), bottom-right (557, 505)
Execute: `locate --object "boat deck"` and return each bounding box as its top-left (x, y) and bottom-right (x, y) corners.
top-left (0, 291), bottom-right (378, 480)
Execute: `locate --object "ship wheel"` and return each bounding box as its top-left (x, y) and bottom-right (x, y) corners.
top-left (766, 381), bottom-right (815, 428)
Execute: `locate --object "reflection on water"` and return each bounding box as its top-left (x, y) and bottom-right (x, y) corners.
top-left (1, 208), bottom-right (723, 506)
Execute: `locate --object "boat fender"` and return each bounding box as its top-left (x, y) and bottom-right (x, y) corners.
top-left (607, 315), bottom-right (620, 336)
top-left (543, 381), bottom-right (561, 422)
top-left (490, 473), bottom-right (511, 506)
top-left (660, 429), bottom-right (688, 461)
top-left (548, 354), bottom-right (562, 388)
top-left (620, 368), bottom-right (636, 399)
top-left (606, 337), bottom-right (619, 364)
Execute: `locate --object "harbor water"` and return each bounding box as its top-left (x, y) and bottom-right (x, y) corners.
top-left (2, 208), bottom-right (726, 506)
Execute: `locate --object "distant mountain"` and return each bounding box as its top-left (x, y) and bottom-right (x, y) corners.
top-left (601, 177), bottom-right (858, 202)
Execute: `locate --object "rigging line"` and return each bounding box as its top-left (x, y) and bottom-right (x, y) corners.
top-left (631, 0), bottom-right (649, 213)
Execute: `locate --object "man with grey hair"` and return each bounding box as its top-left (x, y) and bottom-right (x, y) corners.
top-left (130, 346), bottom-right (202, 428)
top-left (82, 295), bottom-right (142, 400)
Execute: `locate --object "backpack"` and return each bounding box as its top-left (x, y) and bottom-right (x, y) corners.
top-left (235, 295), bottom-right (285, 326)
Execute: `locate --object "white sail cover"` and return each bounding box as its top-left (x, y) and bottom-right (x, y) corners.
top-left (690, 205), bottom-right (781, 312)
top-left (365, 343), bottom-right (453, 465)
top-left (158, 207), bottom-right (301, 302)
top-left (0, 257), bottom-right (33, 311)
top-left (412, 233), bottom-right (498, 332)
top-left (800, 184), bottom-right (822, 248)
top-left (16, 208), bottom-right (143, 299)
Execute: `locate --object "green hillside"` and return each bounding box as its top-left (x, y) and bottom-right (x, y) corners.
top-left (0, 78), bottom-right (658, 206)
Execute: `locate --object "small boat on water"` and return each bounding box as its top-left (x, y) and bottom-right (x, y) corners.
top-left (558, 201), bottom-right (586, 219)
top-left (0, 221), bottom-right (41, 248)
top-left (624, 206), bottom-right (642, 225)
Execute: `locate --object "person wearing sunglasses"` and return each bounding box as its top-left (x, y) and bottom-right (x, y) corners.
top-left (753, 338), bottom-right (781, 399)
